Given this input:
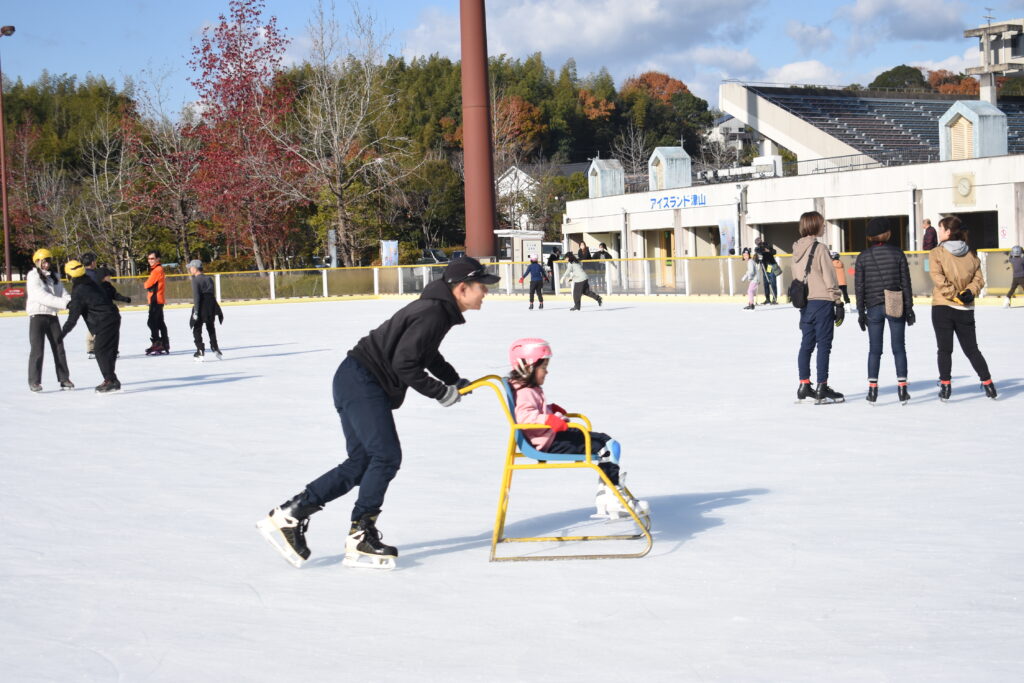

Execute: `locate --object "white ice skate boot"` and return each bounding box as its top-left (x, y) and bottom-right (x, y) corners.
top-left (256, 493), bottom-right (321, 568)
top-left (342, 514), bottom-right (397, 570)
top-left (592, 473), bottom-right (649, 522)
top-left (1004, 296), bottom-right (1011, 309)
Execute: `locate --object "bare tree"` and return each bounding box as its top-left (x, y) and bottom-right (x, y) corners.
top-left (261, 1), bottom-right (418, 266)
top-left (611, 122), bottom-right (652, 192)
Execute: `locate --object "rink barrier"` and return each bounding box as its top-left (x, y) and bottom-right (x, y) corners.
top-left (1, 249), bottom-right (1017, 314)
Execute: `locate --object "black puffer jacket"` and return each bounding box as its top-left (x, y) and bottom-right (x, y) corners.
top-left (348, 279), bottom-right (464, 408)
top-left (854, 243), bottom-right (913, 313)
top-left (61, 276), bottom-right (121, 338)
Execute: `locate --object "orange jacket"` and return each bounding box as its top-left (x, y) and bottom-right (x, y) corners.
top-left (832, 258), bottom-right (847, 287)
top-left (144, 264), bottom-right (166, 304)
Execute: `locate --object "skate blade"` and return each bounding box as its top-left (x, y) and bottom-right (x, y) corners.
top-left (815, 398), bottom-right (844, 405)
top-left (342, 552), bottom-right (395, 571)
top-left (256, 518), bottom-right (305, 568)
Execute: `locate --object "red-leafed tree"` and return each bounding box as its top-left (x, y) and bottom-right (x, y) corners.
top-left (621, 71), bottom-right (691, 104)
top-left (188, 0), bottom-right (303, 271)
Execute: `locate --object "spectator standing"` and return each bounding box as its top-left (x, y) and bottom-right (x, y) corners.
top-left (792, 212), bottom-right (845, 404)
top-left (740, 248), bottom-right (760, 310)
top-left (578, 242), bottom-right (592, 260)
top-left (188, 259), bottom-right (224, 359)
top-left (593, 243), bottom-right (612, 259)
top-left (561, 253), bottom-right (603, 311)
top-left (854, 218), bottom-right (915, 405)
top-left (81, 252), bottom-right (100, 359)
top-left (144, 250), bottom-right (169, 355)
top-left (518, 254), bottom-right (548, 310)
top-left (60, 260), bottom-right (122, 393)
top-left (26, 248), bottom-right (73, 392)
top-left (1004, 245), bottom-right (1024, 308)
top-left (929, 216), bottom-right (997, 401)
top-left (546, 247), bottom-right (562, 292)
top-left (921, 219), bottom-right (937, 251)
top-left (754, 238), bottom-right (779, 304)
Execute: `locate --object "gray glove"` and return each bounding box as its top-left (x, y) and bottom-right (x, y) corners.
top-left (437, 385), bottom-right (461, 407)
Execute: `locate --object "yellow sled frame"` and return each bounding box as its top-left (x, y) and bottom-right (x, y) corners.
top-left (460, 376), bottom-right (652, 562)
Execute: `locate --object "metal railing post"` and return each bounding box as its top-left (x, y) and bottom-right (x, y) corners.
top-left (727, 258), bottom-right (735, 295)
top-left (643, 260), bottom-right (651, 295)
top-left (322, 269), bottom-right (329, 297)
top-left (605, 261), bottom-right (613, 296)
top-left (214, 273), bottom-right (222, 302)
top-left (269, 271), bottom-right (277, 300)
top-left (373, 267), bottom-right (380, 295)
top-left (980, 251), bottom-right (988, 298)
top-left (684, 258), bottom-right (690, 295)
top-left (553, 262), bottom-right (561, 295)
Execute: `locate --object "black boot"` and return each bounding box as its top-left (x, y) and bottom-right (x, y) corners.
top-left (897, 380), bottom-right (910, 405)
top-left (866, 382), bottom-right (878, 404)
top-left (796, 381), bottom-right (817, 402)
top-left (815, 383), bottom-right (845, 404)
top-left (347, 514), bottom-right (398, 559)
top-left (938, 381), bottom-right (952, 402)
top-left (257, 493), bottom-right (322, 567)
top-left (982, 380), bottom-right (998, 399)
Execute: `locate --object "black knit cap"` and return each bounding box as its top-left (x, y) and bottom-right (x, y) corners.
top-left (443, 256), bottom-right (500, 285)
top-left (867, 217), bottom-right (892, 237)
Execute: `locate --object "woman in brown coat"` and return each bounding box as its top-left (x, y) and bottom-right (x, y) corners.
top-left (929, 215), bottom-right (997, 401)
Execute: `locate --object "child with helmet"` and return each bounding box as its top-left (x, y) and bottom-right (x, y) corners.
top-left (25, 248), bottom-right (73, 392)
top-left (507, 338), bottom-right (648, 520)
top-left (1006, 245), bottom-right (1024, 308)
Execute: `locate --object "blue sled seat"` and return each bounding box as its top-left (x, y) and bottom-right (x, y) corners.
top-left (501, 378), bottom-right (595, 463)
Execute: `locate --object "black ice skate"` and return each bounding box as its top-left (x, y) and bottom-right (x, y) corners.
top-left (866, 381), bottom-right (878, 404)
top-left (796, 380), bottom-right (817, 403)
top-left (29, 383), bottom-right (42, 393)
top-left (60, 380), bottom-right (75, 391)
top-left (938, 381), bottom-right (952, 402)
top-left (538, 302), bottom-right (543, 309)
top-left (529, 303), bottom-right (534, 310)
top-left (982, 380), bottom-right (998, 399)
top-left (343, 514), bottom-right (397, 570)
top-left (256, 493), bottom-right (322, 568)
top-left (95, 379), bottom-right (121, 394)
top-left (193, 348), bottom-right (205, 362)
top-left (897, 381), bottom-right (910, 405)
top-left (815, 383), bottom-right (844, 404)
top-left (144, 342), bottom-right (160, 355)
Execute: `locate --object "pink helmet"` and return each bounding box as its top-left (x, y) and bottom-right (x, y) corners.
top-left (509, 338), bottom-right (552, 377)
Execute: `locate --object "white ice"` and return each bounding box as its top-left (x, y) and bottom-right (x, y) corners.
top-left (2, 298), bottom-right (1023, 682)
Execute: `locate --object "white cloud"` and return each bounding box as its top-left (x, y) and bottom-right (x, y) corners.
top-left (911, 46), bottom-right (980, 75)
top-left (838, 0), bottom-right (967, 50)
top-left (785, 21), bottom-right (835, 55)
top-left (764, 60), bottom-right (844, 85)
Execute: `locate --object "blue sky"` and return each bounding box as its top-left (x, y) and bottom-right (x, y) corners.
top-left (0, 0), bottom-right (1015, 112)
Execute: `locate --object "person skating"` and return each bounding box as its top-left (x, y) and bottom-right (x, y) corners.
top-left (518, 254), bottom-right (549, 309)
top-left (854, 218), bottom-right (914, 405)
top-left (929, 216), bottom-right (997, 401)
top-left (81, 252), bottom-right (100, 359)
top-left (187, 259), bottom-right (224, 360)
top-left (507, 338), bottom-right (648, 520)
top-left (59, 260), bottom-right (123, 393)
top-left (1005, 245), bottom-right (1024, 308)
top-left (739, 248), bottom-right (760, 310)
top-left (25, 248), bottom-right (73, 392)
top-left (257, 257), bottom-right (500, 570)
top-left (143, 250), bottom-right (169, 355)
top-left (560, 253), bottom-right (602, 310)
top-left (97, 267), bottom-right (131, 307)
top-left (792, 211), bottom-right (845, 404)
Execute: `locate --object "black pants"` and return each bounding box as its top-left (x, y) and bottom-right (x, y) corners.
top-left (572, 280), bottom-right (601, 308)
top-left (192, 318), bottom-right (219, 351)
top-left (931, 306), bottom-right (991, 382)
top-left (528, 280), bottom-right (544, 304)
top-left (543, 430), bottom-right (619, 485)
top-left (148, 302), bottom-right (169, 347)
top-left (306, 356), bottom-right (402, 522)
top-left (28, 315), bottom-right (70, 386)
top-left (1008, 277), bottom-right (1024, 298)
top-left (93, 323), bottom-right (120, 382)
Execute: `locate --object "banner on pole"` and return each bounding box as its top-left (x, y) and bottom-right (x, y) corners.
top-left (380, 240), bottom-right (399, 266)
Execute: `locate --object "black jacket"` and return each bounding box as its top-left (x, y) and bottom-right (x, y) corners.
top-left (101, 281), bottom-right (131, 303)
top-left (190, 274), bottom-right (223, 325)
top-left (854, 243), bottom-right (913, 313)
top-left (755, 244), bottom-right (777, 267)
top-left (62, 276), bottom-right (121, 338)
top-left (348, 279), bottom-right (464, 408)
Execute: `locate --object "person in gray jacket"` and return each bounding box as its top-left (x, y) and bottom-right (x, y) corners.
top-left (560, 253), bottom-right (602, 311)
top-left (1005, 245), bottom-right (1024, 308)
top-left (792, 211), bottom-right (845, 404)
top-left (26, 248), bottom-right (73, 392)
top-left (188, 259), bottom-right (223, 360)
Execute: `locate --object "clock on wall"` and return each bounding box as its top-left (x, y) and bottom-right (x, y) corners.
top-left (952, 173), bottom-right (975, 206)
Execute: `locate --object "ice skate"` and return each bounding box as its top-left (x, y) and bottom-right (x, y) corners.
top-left (342, 514), bottom-right (397, 570)
top-left (938, 381), bottom-right (952, 402)
top-left (29, 383), bottom-right (42, 393)
top-left (60, 380), bottom-right (75, 391)
top-left (538, 302), bottom-right (543, 309)
top-left (592, 474), bottom-right (649, 525)
top-left (529, 303), bottom-right (534, 310)
top-left (897, 381), bottom-right (910, 405)
top-left (866, 382), bottom-right (878, 404)
top-left (1004, 296), bottom-right (1011, 309)
top-left (157, 342), bottom-right (170, 355)
top-left (87, 352), bottom-right (95, 360)
top-left (815, 383), bottom-right (844, 404)
top-left (144, 342), bottom-right (159, 355)
top-left (95, 379), bottom-right (121, 394)
top-left (982, 380), bottom-right (998, 399)
top-left (796, 380), bottom-right (817, 403)
top-left (256, 493), bottom-right (322, 568)
top-left (193, 348), bottom-right (205, 362)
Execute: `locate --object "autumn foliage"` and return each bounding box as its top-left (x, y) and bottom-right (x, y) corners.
top-left (621, 72), bottom-right (691, 104)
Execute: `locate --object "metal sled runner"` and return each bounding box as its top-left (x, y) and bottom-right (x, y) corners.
top-left (460, 376), bottom-right (652, 562)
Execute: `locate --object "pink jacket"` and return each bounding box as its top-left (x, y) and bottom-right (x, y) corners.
top-left (512, 382), bottom-right (559, 451)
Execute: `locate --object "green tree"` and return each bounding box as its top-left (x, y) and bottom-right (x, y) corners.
top-left (869, 65), bottom-right (929, 91)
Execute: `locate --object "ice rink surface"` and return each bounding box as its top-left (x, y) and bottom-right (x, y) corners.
top-left (2, 297), bottom-right (1023, 681)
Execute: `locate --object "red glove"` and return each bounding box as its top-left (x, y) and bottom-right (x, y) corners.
top-left (544, 414), bottom-right (568, 432)
top-left (549, 403), bottom-right (567, 415)
top-left (518, 278), bottom-right (524, 284)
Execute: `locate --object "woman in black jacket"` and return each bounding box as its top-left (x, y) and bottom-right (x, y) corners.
top-left (60, 260), bottom-right (123, 393)
top-left (854, 218), bottom-right (915, 404)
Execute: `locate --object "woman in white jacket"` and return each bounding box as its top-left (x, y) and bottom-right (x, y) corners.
top-left (559, 253), bottom-right (603, 310)
top-left (26, 248), bottom-right (73, 392)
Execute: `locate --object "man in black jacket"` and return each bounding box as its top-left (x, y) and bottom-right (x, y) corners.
top-left (754, 238), bottom-right (779, 304)
top-left (59, 260), bottom-right (123, 393)
top-left (257, 257), bottom-right (499, 570)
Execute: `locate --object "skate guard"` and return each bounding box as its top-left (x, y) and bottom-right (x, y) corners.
top-left (458, 376), bottom-right (652, 562)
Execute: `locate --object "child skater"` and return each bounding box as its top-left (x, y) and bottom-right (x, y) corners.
top-left (517, 254), bottom-right (549, 310)
top-left (507, 338), bottom-right (648, 519)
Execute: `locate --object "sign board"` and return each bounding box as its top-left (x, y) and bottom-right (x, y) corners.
top-left (380, 240), bottom-right (399, 267)
top-left (3, 287), bottom-right (25, 298)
